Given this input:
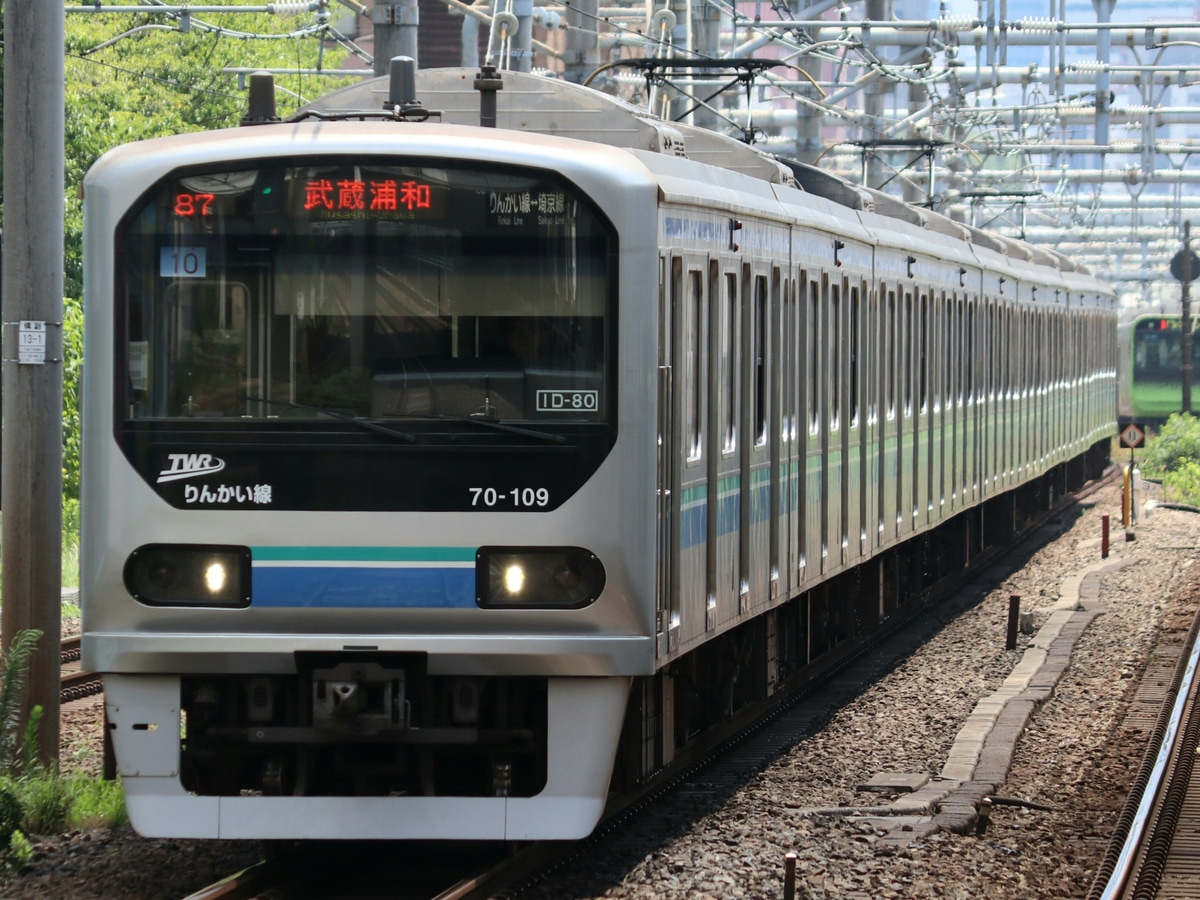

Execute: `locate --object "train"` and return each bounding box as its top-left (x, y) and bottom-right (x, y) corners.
top-left (80, 65), bottom-right (1117, 841)
top-left (1118, 309), bottom-right (1199, 426)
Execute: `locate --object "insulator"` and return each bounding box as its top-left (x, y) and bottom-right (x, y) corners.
top-left (936, 16), bottom-right (976, 39)
top-left (493, 11), bottom-right (519, 35)
top-left (531, 8), bottom-right (564, 29)
top-left (269, 1), bottom-right (313, 15)
top-left (1015, 16), bottom-right (1057, 34)
top-left (651, 8), bottom-right (678, 34)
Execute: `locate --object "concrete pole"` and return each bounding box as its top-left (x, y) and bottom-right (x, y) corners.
top-left (561, 0), bottom-right (599, 84)
top-left (1091, 0), bottom-right (1115, 149)
top-left (373, 0), bottom-right (419, 75)
top-left (2, 1), bottom-right (65, 765)
top-left (1183, 221), bottom-right (1193, 415)
top-left (863, 0), bottom-right (890, 189)
top-left (508, 0), bottom-right (534, 73)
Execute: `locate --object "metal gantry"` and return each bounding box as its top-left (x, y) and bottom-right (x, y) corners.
top-left (66, 0), bottom-right (1200, 293)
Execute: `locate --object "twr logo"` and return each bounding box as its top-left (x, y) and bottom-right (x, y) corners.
top-left (156, 453), bottom-right (226, 483)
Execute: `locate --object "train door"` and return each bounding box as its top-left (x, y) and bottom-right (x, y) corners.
top-left (780, 274), bottom-right (800, 599)
top-left (669, 255), bottom-right (709, 652)
top-left (1016, 305), bottom-right (1027, 474)
top-left (835, 274), bottom-right (860, 568)
top-left (709, 264), bottom-right (741, 629)
top-left (983, 299), bottom-right (997, 495)
top-left (801, 269), bottom-right (823, 579)
top-left (945, 294), bottom-right (955, 513)
top-left (862, 280), bottom-right (879, 558)
top-left (657, 256), bottom-right (677, 658)
top-left (1034, 308), bottom-right (1043, 466)
top-left (1026, 306), bottom-right (1035, 474)
top-left (964, 297), bottom-right (978, 503)
top-left (937, 291), bottom-right (951, 516)
top-left (899, 287), bottom-right (914, 537)
top-left (913, 289), bottom-right (929, 529)
top-left (819, 272), bottom-right (833, 572)
top-left (951, 295), bottom-right (963, 510)
top-left (880, 285), bottom-right (898, 545)
top-left (850, 279), bottom-right (867, 562)
top-left (928, 291), bottom-right (941, 524)
top-left (1001, 300), bottom-right (1013, 485)
top-left (740, 266), bottom-right (772, 612)
top-left (767, 267), bottom-right (784, 602)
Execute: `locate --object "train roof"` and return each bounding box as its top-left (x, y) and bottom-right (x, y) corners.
top-left (299, 67), bottom-right (1077, 272)
top-left (290, 67), bottom-right (1111, 291)
top-left (302, 67), bottom-right (797, 188)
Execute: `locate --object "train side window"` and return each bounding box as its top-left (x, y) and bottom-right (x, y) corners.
top-left (866, 285), bottom-right (878, 424)
top-left (849, 283), bottom-right (860, 428)
top-left (986, 303), bottom-right (994, 400)
top-left (918, 292), bottom-right (928, 414)
top-left (683, 264), bottom-right (704, 463)
top-left (1034, 310), bottom-right (1041, 393)
top-left (903, 291), bottom-right (913, 416)
top-left (754, 275), bottom-right (767, 446)
top-left (724, 272), bottom-right (738, 453)
top-left (998, 303), bottom-right (1005, 397)
top-left (784, 279), bottom-right (797, 442)
top-left (809, 276), bottom-right (821, 433)
top-left (830, 277), bottom-right (840, 430)
top-left (946, 296), bottom-right (955, 407)
top-left (886, 288), bottom-right (897, 418)
top-left (965, 302), bottom-right (975, 402)
top-left (943, 293), bottom-right (953, 412)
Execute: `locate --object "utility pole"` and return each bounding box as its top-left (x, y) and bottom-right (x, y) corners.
top-left (372, 0), bottom-right (419, 76)
top-left (2, 2), bottom-right (65, 765)
top-left (1183, 221), bottom-right (1194, 415)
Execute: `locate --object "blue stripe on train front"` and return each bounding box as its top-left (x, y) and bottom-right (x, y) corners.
top-left (250, 546), bottom-right (476, 608)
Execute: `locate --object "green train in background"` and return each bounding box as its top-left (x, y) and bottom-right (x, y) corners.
top-left (1118, 310), bottom-right (1200, 425)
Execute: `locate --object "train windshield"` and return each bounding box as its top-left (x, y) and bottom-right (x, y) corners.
top-left (1133, 317), bottom-right (1200, 382)
top-left (117, 159), bottom-right (615, 426)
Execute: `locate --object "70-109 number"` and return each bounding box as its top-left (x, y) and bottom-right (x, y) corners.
top-left (470, 487), bottom-right (551, 508)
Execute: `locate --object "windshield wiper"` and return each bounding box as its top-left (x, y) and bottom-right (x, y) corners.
top-left (241, 396), bottom-right (567, 445)
top-left (240, 396), bottom-right (417, 444)
top-left (380, 410), bottom-right (568, 445)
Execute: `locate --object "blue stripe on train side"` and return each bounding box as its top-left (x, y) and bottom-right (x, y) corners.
top-left (250, 546), bottom-right (476, 608)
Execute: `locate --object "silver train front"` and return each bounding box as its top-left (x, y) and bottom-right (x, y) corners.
top-left (82, 122), bottom-right (660, 840)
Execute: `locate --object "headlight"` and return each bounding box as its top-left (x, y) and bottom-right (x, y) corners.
top-left (476, 547), bottom-right (605, 609)
top-left (125, 545), bottom-right (251, 608)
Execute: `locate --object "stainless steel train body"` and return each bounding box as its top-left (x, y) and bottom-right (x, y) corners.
top-left (81, 69), bottom-right (1117, 842)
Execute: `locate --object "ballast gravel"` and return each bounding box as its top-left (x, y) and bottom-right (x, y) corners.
top-left (1, 474), bottom-right (1197, 899)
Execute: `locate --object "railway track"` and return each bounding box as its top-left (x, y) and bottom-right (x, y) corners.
top-left (60, 635), bottom-right (102, 703)
top-left (1088, 583), bottom-right (1200, 900)
top-left (180, 844), bottom-right (516, 900)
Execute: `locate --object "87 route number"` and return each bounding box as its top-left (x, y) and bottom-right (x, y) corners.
top-left (470, 487), bottom-right (551, 508)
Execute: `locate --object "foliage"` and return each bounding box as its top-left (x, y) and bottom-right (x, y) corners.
top-left (1143, 414), bottom-right (1200, 478)
top-left (1140, 414), bottom-right (1200, 505)
top-left (61, 775), bottom-right (128, 831)
top-left (0, 632), bottom-right (41, 868)
top-left (3, 827), bottom-right (33, 872)
top-left (1, 772), bottom-right (125, 844)
top-left (61, 300), bottom-right (84, 502)
top-left (1163, 459), bottom-right (1200, 507)
top-left (14, 767), bottom-right (72, 836)
top-left (0, 630), bottom-right (127, 864)
top-left (0, 632), bottom-right (44, 774)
